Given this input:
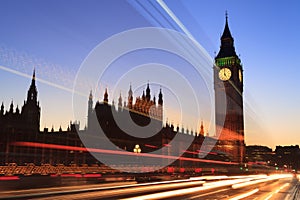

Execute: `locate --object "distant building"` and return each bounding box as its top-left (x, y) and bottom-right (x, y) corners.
top-left (245, 145), bottom-right (273, 165)
top-left (275, 145), bottom-right (300, 171)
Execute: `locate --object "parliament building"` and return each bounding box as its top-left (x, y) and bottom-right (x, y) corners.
top-left (0, 15), bottom-right (245, 168)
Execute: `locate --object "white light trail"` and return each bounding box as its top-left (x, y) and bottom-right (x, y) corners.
top-left (0, 65), bottom-right (85, 97)
top-left (229, 188), bottom-right (259, 200)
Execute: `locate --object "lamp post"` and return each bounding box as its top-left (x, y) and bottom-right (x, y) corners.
top-left (133, 144), bottom-right (141, 172)
top-left (133, 144), bottom-right (141, 154)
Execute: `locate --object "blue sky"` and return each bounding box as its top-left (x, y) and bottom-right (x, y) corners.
top-left (0, 0), bottom-right (299, 149)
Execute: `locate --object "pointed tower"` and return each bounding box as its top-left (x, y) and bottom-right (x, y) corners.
top-left (158, 88), bottom-right (163, 121)
top-left (199, 121), bottom-right (204, 136)
top-left (21, 69), bottom-right (41, 133)
top-left (9, 100), bottom-right (14, 113)
top-left (146, 82), bottom-right (151, 102)
top-left (87, 90), bottom-right (94, 130)
top-left (27, 69), bottom-right (38, 104)
top-left (118, 93), bottom-right (122, 111)
top-left (128, 84), bottom-right (133, 109)
top-left (214, 13), bottom-right (245, 162)
top-left (0, 103), bottom-right (4, 115)
top-left (158, 88), bottom-right (163, 106)
top-left (216, 12), bottom-right (237, 59)
top-left (103, 88), bottom-right (108, 103)
top-left (142, 90), bottom-right (145, 101)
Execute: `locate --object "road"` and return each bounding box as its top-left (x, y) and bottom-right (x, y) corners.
top-left (0, 174), bottom-right (299, 199)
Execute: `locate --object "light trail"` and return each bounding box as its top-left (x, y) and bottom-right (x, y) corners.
top-left (0, 179), bottom-right (205, 199)
top-left (229, 188), bottom-right (259, 200)
top-left (156, 0), bottom-right (212, 63)
top-left (0, 65), bottom-right (85, 96)
top-left (232, 174), bottom-right (292, 189)
top-left (11, 141), bottom-right (239, 165)
top-left (264, 183), bottom-right (290, 200)
top-left (122, 177), bottom-right (255, 200)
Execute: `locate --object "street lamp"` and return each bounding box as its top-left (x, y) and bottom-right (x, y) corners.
top-left (134, 144), bottom-right (141, 153)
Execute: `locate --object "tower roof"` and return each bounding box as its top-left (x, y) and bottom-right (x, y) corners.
top-left (221, 12), bottom-right (233, 40)
top-left (216, 12), bottom-right (237, 59)
top-left (89, 90), bottom-right (93, 100)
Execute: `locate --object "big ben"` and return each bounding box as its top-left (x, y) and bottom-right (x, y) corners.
top-left (214, 13), bottom-right (245, 163)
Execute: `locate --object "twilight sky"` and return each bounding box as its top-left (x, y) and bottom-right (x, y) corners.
top-left (0, 0), bottom-right (299, 149)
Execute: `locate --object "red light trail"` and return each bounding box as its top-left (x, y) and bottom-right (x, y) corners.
top-left (11, 141), bottom-right (239, 165)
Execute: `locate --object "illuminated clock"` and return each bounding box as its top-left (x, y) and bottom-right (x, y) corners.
top-left (219, 68), bottom-right (231, 81)
top-left (239, 69), bottom-right (242, 82)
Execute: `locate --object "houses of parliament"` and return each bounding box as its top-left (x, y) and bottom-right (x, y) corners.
top-left (0, 16), bottom-right (245, 167)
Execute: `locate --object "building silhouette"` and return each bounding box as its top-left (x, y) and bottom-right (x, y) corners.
top-left (0, 70), bottom-right (40, 135)
top-left (214, 14), bottom-right (246, 162)
top-left (0, 15), bottom-right (249, 167)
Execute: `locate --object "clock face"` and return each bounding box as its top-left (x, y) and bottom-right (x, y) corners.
top-left (219, 68), bottom-right (231, 81)
top-left (239, 69), bottom-right (242, 82)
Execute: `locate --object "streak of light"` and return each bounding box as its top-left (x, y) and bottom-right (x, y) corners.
top-left (232, 174), bottom-right (292, 189)
top-left (190, 175), bottom-right (228, 181)
top-left (82, 174), bottom-right (102, 178)
top-left (0, 176), bottom-right (19, 181)
top-left (0, 65), bottom-right (85, 97)
top-left (2, 179), bottom-right (205, 199)
top-left (11, 141), bottom-right (239, 165)
top-left (122, 178), bottom-right (253, 200)
top-left (229, 188), bottom-right (259, 200)
top-left (188, 188), bottom-right (229, 200)
top-left (156, 0), bottom-right (212, 62)
top-left (264, 183), bottom-right (290, 200)
top-left (36, 180), bottom-right (206, 200)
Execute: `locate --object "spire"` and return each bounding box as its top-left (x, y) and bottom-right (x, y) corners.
top-left (89, 90), bottom-right (93, 100)
top-left (221, 11), bottom-right (233, 40)
top-left (9, 100), bottom-right (14, 113)
top-left (88, 90), bottom-right (93, 111)
top-left (158, 88), bottom-right (163, 106)
top-left (103, 88), bottom-right (108, 103)
top-left (16, 105), bottom-right (20, 114)
top-left (32, 68), bottom-right (36, 85)
top-left (142, 90), bottom-right (145, 100)
top-left (1, 102), bottom-right (4, 115)
top-left (27, 69), bottom-right (38, 103)
top-left (128, 84), bottom-right (133, 109)
top-left (128, 84), bottom-right (133, 97)
top-left (200, 120), bottom-right (205, 136)
top-left (118, 93), bottom-right (122, 108)
top-left (216, 11), bottom-right (237, 58)
top-left (146, 82), bottom-right (151, 101)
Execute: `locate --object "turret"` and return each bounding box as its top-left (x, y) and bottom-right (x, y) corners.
top-left (9, 100), bottom-right (14, 113)
top-left (27, 69), bottom-right (38, 104)
top-left (21, 69), bottom-right (41, 133)
top-left (104, 88), bottom-right (108, 103)
top-left (146, 82), bottom-right (151, 102)
top-left (88, 90), bottom-right (93, 111)
top-left (199, 120), bottom-right (204, 136)
top-left (128, 84), bottom-right (133, 109)
top-left (118, 93), bottom-right (122, 111)
top-left (87, 90), bottom-right (94, 130)
top-left (1, 102), bottom-right (4, 115)
top-left (158, 88), bottom-right (163, 106)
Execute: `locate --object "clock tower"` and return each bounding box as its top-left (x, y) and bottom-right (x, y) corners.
top-left (214, 13), bottom-right (245, 163)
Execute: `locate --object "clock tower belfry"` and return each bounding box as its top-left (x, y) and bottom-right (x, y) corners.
top-left (214, 13), bottom-right (245, 163)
